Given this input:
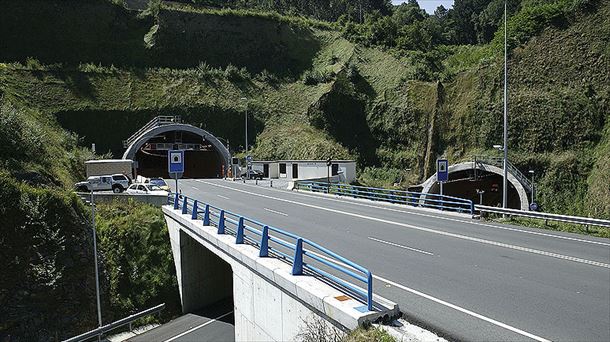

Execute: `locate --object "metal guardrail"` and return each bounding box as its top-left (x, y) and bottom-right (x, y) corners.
top-left (474, 156), bottom-right (533, 191)
top-left (169, 194), bottom-right (374, 311)
top-left (475, 205), bottom-right (610, 228)
top-left (295, 181), bottom-right (475, 216)
top-left (63, 303), bottom-right (165, 342)
top-left (123, 116), bottom-right (180, 148)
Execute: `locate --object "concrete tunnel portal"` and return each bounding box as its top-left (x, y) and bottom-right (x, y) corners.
top-left (419, 162), bottom-right (531, 210)
top-left (122, 123), bottom-right (231, 179)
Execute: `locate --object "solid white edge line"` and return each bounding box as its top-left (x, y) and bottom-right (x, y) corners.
top-left (373, 274), bottom-right (553, 342)
top-left (368, 236), bottom-right (434, 255)
top-left (264, 207), bottom-right (288, 216)
top-left (163, 311), bottom-right (233, 342)
top-left (197, 180), bottom-right (610, 269)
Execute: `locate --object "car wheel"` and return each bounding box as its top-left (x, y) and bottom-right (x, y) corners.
top-left (112, 186), bottom-right (122, 193)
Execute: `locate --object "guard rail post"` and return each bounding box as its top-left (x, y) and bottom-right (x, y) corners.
top-left (470, 201), bottom-right (475, 216)
top-left (191, 200), bottom-right (198, 220)
top-left (173, 193), bottom-right (179, 209)
top-left (218, 210), bottom-right (226, 234)
top-left (259, 226), bottom-right (269, 257)
top-left (181, 197), bottom-right (188, 214)
top-left (235, 217), bottom-right (244, 244)
top-left (292, 238), bottom-right (303, 275)
top-left (203, 204), bottom-right (210, 225)
top-left (236, 217), bottom-right (245, 244)
top-left (367, 271), bottom-right (373, 311)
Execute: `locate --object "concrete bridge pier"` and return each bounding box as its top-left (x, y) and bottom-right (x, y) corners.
top-left (170, 228), bottom-right (233, 313)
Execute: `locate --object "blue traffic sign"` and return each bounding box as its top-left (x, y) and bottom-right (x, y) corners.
top-left (168, 150), bottom-right (185, 174)
top-left (437, 159), bottom-right (448, 182)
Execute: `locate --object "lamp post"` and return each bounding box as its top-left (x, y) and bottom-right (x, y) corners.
top-left (476, 189), bottom-right (485, 205)
top-left (241, 97), bottom-right (249, 179)
top-left (502, 0), bottom-right (509, 210)
top-left (89, 187), bottom-right (102, 330)
top-left (528, 170), bottom-right (535, 203)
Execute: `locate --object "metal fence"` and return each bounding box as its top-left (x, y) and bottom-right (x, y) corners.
top-left (63, 303), bottom-right (165, 342)
top-left (295, 181), bottom-right (474, 216)
top-left (475, 205), bottom-right (610, 228)
top-left (170, 194), bottom-right (374, 311)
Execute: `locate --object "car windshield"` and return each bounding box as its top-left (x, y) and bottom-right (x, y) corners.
top-left (148, 185), bottom-right (163, 191)
top-left (150, 179), bottom-right (167, 186)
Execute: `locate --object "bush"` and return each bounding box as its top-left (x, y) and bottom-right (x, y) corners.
top-left (224, 64), bottom-right (250, 81)
top-left (0, 174), bottom-right (96, 341)
top-left (302, 69), bottom-right (335, 85)
top-left (95, 201), bottom-right (180, 319)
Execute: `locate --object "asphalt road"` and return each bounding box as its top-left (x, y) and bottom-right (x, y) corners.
top-left (129, 299), bottom-right (234, 342)
top-left (171, 178), bottom-right (610, 342)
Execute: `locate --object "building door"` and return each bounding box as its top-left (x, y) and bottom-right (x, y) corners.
top-left (292, 163), bottom-right (298, 179)
top-left (332, 164), bottom-right (339, 176)
top-left (263, 164), bottom-right (269, 178)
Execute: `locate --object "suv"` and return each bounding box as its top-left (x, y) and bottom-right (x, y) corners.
top-left (74, 174), bottom-right (131, 193)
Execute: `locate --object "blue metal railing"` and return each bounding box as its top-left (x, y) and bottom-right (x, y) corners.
top-left (169, 193), bottom-right (374, 311)
top-left (295, 181), bottom-right (474, 215)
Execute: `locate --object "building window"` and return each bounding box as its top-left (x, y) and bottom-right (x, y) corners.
top-left (279, 163), bottom-right (286, 174)
top-left (332, 164), bottom-right (339, 176)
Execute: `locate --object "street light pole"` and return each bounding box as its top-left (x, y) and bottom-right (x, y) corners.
top-left (90, 190), bottom-right (102, 328)
top-left (241, 97), bottom-right (249, 179)
top-left (502, 0), bottom-right (509, 209)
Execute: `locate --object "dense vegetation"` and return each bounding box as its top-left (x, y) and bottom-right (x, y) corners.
top-left (0, 0), bottom-right (608, 338)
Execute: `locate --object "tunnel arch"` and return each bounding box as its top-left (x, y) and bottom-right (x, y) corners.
top-left (122, 123), bottom-right (230, 177)
top-left (420, 162), bottom-right (530, 210)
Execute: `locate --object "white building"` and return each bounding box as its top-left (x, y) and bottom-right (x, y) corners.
top-left (250, 160), bottom-right (356, 183)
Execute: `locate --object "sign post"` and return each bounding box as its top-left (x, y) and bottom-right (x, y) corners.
top-left (168, 150), bottom-right (185, 194)
top-left (437, 159), bottom-right (448, 197)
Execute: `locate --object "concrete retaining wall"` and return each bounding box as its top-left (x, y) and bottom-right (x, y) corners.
top-left (76, 192), bottom-right (168, 206)
top-left (163, 206), bottom-right (399, 341)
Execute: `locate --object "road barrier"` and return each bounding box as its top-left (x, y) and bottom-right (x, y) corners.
top-left (170, 194), bottom-right (374, 311)
top-left (295, 181), bottom-right (474, 216)
top-left (475, 205), bottom-right (610, 228)
top-left (63, 303), bottom-right (165, 342)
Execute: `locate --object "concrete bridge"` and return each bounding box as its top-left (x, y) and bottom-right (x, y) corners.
top-left (163, 196), bottom-right (400, 340)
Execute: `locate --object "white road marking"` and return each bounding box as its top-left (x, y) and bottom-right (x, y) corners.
top-left (307, 250), bottom-right (550, 342)
top-left (295, 188), bottom-right (610, 247)
top-left (191, 186), bottom-right (199, 190)
top-left (373, 274), bottom-right (553, 342)
top-left (163, 311), bottom-right (233, 342)
top-left (198, 180), bottom-right (610, 269)
top-left (217, 194), bottom-right (230, 200)
top-left (224, 179), bottom-right (609, 247)
top-left (368, 236), bottom-right (434, 255)
top-left (264, 207), bottom-right (288, 216)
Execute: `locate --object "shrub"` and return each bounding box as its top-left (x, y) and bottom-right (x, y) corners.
top-left (302, 69), bottom-right (335, 85)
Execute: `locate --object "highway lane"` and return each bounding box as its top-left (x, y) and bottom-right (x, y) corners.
top-left (129, 299), bottom-right (234, 342)
top-left (171, 179), bottom-right (610, 342)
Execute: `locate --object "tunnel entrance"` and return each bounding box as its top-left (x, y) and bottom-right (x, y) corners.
top-left (135, 130), bottom-right (224, 178)
top-left (427, 169), bottom-right (522, 208)
top-left (122, 118), bottom-right (231, 179)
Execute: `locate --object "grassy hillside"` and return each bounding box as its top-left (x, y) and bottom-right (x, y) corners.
top-left (0, 0), bottom-right (608, 221)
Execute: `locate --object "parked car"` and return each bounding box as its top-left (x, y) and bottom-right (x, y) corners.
top-left (240, 169), bottom-right (264, 180)
top-left (125, 183), bottom-right (169, 195)
top-left (74, 174), bottom-right (131, 193)
top-left (146, 178), bottom-right (171, 192)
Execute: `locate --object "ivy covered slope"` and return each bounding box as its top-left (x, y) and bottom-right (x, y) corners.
top-left (1, 0), bottom-right (608, 221)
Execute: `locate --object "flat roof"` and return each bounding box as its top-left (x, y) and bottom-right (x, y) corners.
top-left (252, 160), bottom-right (355, 163)
top-left (85, 159), bottom-right (133, 164)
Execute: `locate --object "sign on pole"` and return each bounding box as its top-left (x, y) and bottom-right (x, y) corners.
top-left (168, 150), bottom-right (184, 178)
top-left (437, 159), bottom-right (448, 182)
